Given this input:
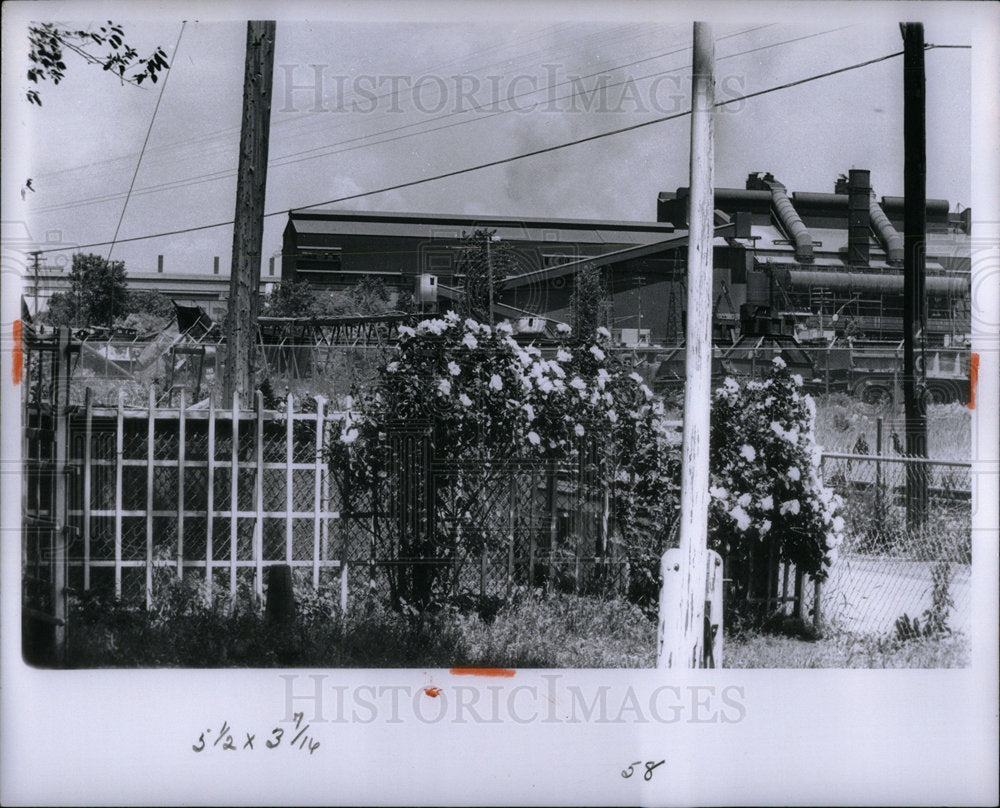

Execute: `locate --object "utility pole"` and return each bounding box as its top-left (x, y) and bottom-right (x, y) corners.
top-left (30, 251), bottom-right (41, 317)
top-left (659, 22), bottom-right (715, 669)
top-left (222, 21), bottom-right (275, 408)
top-left (901, 22), bottom-right (928, 527)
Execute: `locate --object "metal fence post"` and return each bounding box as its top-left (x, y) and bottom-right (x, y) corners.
top-left (255, 390), bottom-right (265, 599)
top-left (205, 396), bottom-right (215, 606)
top-left (177, 388), bottom-right (186, 580)
top-left (83, 388), bottom-right (92, 591)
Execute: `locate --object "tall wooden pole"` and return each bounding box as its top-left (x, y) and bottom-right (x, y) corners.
top-left (901, 22), bottom-right (928, 527)
top-left (222, 21), bottom-right (275, 407)
top-left (659, 22), bottom-right (715, 669)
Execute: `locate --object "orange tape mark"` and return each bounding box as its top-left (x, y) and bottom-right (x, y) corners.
top-left (449, 667), bottom-right (516, 678)
top-left (969, 352), bottom-right (979, 410)
top-left (423, 686), bottom-right (442, 698)
top-left (12, 320), bottom-right (22, 386)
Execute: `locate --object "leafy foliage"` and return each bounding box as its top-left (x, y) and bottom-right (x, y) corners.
top-left (454, 229), bottom-right (518, 323)
top-left (708, 357), bottom-right (845, 594)
top-left (261, 278), bottom-right (398, 318)
top-left (27, 22), bottom-right (169, 106)
top-left (327, 315), bottom-right (674, 610)
top-left (69, 253), bottom-right (129, 328)
top-left (570, 263), bottom-right (610, 345)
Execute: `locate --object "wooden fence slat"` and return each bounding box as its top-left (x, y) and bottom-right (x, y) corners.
top-left (286, 392), bottom-right (294, 566)
top-left (177, 388), bottom-right (186, 580)
top-left (206, 396), bottom-right (215, 606)
top-left (312, 396), bottom-right (325, 589)
top-left (230, 391), bottom-right (239, 597)
top-left (255, 390), bottom-right (265, 598)
top-left (83, 388), bottom-right (92, 591)
top-left (145, 388), bottom-right (155, 608)
top-left (114, 390), bottom-right (124, 599)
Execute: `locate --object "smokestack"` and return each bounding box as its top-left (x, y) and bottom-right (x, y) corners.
top-left (848, 169), bottom-right (871, 266)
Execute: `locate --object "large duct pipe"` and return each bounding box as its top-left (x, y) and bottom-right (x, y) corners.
top-left (869, 197), bottom-right (905, 265)
top-left (747, 173), bottom-right (814, 263)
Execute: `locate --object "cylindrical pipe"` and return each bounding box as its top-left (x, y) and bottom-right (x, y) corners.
top-left (869, 197), bottom-right (905, 264)
top-left (768, 182), bottom-right (814, 264)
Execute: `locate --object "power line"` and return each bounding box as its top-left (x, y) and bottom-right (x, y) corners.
top-left (32, 25), bottom-right (817, 216)
top-left (33, 47), bottom-right (908, 255)
top-left (105, 21), bottom-right (186, 262)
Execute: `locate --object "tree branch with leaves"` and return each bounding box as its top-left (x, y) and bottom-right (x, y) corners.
top-left (26, 21), bottom-right (169, 106)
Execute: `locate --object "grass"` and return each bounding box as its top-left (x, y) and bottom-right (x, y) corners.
top-left (57, 578), bottom-right (968, 669)
top-left (725, 627), bottom-right (970, 668)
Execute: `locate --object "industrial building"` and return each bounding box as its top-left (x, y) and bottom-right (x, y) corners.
top-left (280, 169), bottom-right (971, 348)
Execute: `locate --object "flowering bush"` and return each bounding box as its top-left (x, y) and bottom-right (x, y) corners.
top-left (708, 357), bottom-right (845, 609)
top-left (327, 314), bottom-right (677, 609)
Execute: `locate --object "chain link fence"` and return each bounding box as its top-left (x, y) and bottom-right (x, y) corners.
top-left (818, 452), bottom-right (971, 636)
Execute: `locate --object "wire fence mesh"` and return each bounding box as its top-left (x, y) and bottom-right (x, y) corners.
top-left (818, 452), bottom-right (971, 636)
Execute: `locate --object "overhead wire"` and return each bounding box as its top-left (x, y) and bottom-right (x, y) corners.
top-left (33, 46), bottom-right (911, 255)
top-left (105, 21), bottom-right (186, 261)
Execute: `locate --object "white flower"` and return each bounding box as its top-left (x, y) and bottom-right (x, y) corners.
top-left (832, 516), bottom-right (845, 534)
top-left (527, 431), bottom-right (541, 445)
top-left (787, 466), bottom-right (801, 481)
top-left (589, 345), bottom-right (605, 361)
top-left (760, 495), bottom-right (774, 511)
top-left (496, 320), bottom-right (513, 334)
top-left (791, 374), bottom-right (803, 387)
top-left (398, 325), bottom-right (415, 338)
top-left (462, 333), bottom-right (478, 349)
top-left (760, 519), bottom-right (772, 534)
top-left (709, 485), bottom-right (729, 500)
top-left (723, 377), bottom-right (740, 395)
top-left (339, 428), bottom-right (359, 444)
top-left (548, 361), bottom-right (565, 379)
top-left (464, 318), bottom-right (480, 332)
top-left (458, 393), bottom-right (472, 408)
top-left (437, 379), bottom-right (452, 395)
top-left (557, 349), bottom-right (572, 363)
top-left (607, 409), bottom-right (618, 423)
top-left (574, 423), bottom-right (585, 437)
top-left (556, 322), bottom-right (572, 334)
top-left (729, 505), bottom-right (751, 532)
top-left (537, 377), bottom-right (554, 393)
top-left (779, 499), bottom-right (801, 516)
top-left (737, 493), bottom-right (752, 508)
top-left (447, 361), bottom-right (461, 376)
top-left (522, 402), bottom-right (535, 421)
top-left (386, 361), bottom-right (399, 373)
top-left (740, 444), bottom-right (756, 462)
top-left (629, 372), bottom-right (643, 384)
top-left (444, 310), bottom-right (460, 323)
top-left (640, 384), bottom-right (652, 400)
top-left (772, 356), bottom-right (786, 369)
top-left (597, 326), bottom-right (611, 339)
top-left (569, 376), bottom-right (586, 391)
top-left (489, 374), bottom-right (503, 391)
top-left (596, 368), bottom-right (610, 389)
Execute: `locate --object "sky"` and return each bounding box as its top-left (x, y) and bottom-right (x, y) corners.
top-left (0, 1), bottom-right (977, 283)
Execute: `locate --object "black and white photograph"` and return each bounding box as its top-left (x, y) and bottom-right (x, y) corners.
top-left (2, 0), bottom-right (997, 804)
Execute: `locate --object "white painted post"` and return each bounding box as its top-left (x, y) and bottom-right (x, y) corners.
top-left (177, 388), bottom-right (186, 579)
top-left (255, 390), bottom-right (265, 598)
top-left (230, 391), bottom-right (240, 596)
top-left (313, 396), bottom-right (326, 589)
top-left (83, 388), bottom-right (92, 591)
top-left (146, 388), bottom-right (156, 609)
top-left (659, 21), bottom-right (715, 669)
top-left (115, 389), bottom-right (124, 599)
top-left (206, 396), bottom-right (216, 606)
top-left (285, 392), bottom-right (294, 566)
top-left (658, 549), bottom-right (724, 668)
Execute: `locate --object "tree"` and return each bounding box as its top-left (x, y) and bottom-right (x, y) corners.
top-left (26, 22), bottom-right (169, 106)
top-left (40, 291), bottom-right (77, 328)
top-left (571, 263), bottom-right (609, 344)
top-left (261, 280), bottom-right (321, 318)
top-left (70, 253), bottom-right (128, 327)
top-left (454, 229), bottom-right (517, 324)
